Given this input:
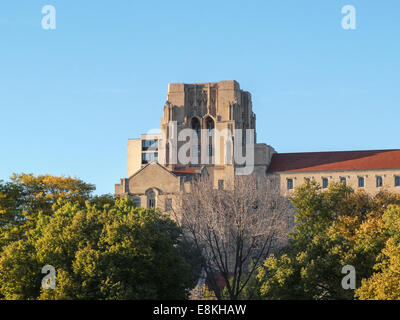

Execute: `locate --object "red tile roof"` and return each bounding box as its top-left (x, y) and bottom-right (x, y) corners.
top-left (268, 149), bottom-right (400, 173)
top-left (172, 169), bottom-right (197, 174)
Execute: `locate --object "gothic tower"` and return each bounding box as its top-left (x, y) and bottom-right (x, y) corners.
top-left (158, 80), bottom-right (272, 188)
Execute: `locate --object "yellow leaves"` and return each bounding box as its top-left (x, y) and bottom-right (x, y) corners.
top-left (262, 182), bottom-right (400, 299)
top-left (355, 205), bottom-right (400, 300)
top-left (356, 264), bottom-right (400, 300)
top-left (257, 254), bottom-right (297, 297)
top-left (328, 215), bottom-right (359, 244)
top-left (358, 212), bottom-right (384, 235)
top-left (73, 248), bottom-right (100, 277)
top-left (45, 193), bottom-right (54, 200)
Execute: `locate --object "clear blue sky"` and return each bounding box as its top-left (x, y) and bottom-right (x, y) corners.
top-left (1, 0), bottom-right (399, 195)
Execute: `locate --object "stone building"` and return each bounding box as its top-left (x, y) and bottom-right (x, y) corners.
top-left (267, 149), bottom-right (400, 196)
top-left (115, 80), bottom-right (400, 210)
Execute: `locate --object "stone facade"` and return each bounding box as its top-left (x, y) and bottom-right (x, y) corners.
top-left (269, 169), bottom-right (400, 197)
top-left (115, 81), bottom-right (400, 210)
top-left (158, 80), bottom-right (275, 188)
top-left (267, 149), bottom-right (400, 196)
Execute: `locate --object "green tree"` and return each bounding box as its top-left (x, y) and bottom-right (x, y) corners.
top-left (0, 197), bottom-right (194, 300)
top-left (356, 205), bottom-right (400, 300)
top-left (0, 174), bottom-right (109, 250)
top-left (257, 181), bottom-right (400, 300)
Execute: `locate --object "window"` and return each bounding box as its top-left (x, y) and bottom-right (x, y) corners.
top-left (190, 117), bottom-right (201, 137)
top-left (358, 177), bottom-right (365, 188)
top-left (204, 116), bottom-right (215, 160)
top-left (142, 152), bottom-right (158, 164)
top-left (146, 189), bottom-right (156, 208)
top-left (340, 177), bottom-right (346, 185)
top-left (218, 180), bottom-right (224, 190)
top-left (376, 176), bottom-right (383, 187)
top-left (165, 198), bottom-right (172, 211)
top-left (205, 116), bottom-right (215, 132)
top-left (322, 177), bottom-right (328, 189)
top-left (287, 179), bottom-right (293, 190)
top-left (165, 143), bottom-right (170, 165)
top-left (142, 139), bottom-right (158, 151)
top-left (395, 176), bottom-right (400, 187)
top-left (208, 144), bottom-right (213, 156)
top-left (132, 197), bottom-right (141, 208)
top-left (304, 178), bottom-right (310, 183)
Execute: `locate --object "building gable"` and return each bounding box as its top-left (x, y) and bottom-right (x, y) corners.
top-left (128, 162), bottom-right (180, 195)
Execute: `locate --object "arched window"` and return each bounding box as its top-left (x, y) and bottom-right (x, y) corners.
top-left (190, 117), bottom-right (201, 137)
top-left (190, 117), bottom-right (201, 160)
top-left (146, 189), bottom-right (156, 208)
top-left (204, 116), bottom-right (215, 131)
top-left (376, 176), bottom-right (383, 188)
top-left (204, 116), bottom-right (215, 157)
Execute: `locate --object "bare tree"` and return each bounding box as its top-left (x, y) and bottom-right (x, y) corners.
top-left (174, 175), bottom-right (293, 300)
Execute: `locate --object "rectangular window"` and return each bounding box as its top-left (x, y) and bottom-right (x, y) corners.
top-left (218, 180), bottom-right (224, 190)
top-left (358, 177), bottom-right (365, 188)
top-left (287, 179), bottom-right (293, 190)
top-left (304, 178), bottom-right (310, 183)
top-left (376, 176), bottom-right (383, 187)
top-left (141, 152), bottom-right (158, 164)
top-left (395, 176), bottom-right (400, 187)
top-left (322, 177), bottom-right (328, 189)
top-left (340, 177), bottom-right (346, 185)
top-left (142, 139), bottom-right (158, 151)
top-left (165, 198), bottom-right (172, 211)
top-left (132, 198), bottom-right (141, 208)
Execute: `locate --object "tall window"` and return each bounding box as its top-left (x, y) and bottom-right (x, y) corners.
top-left (358, 177), bottom-right (365, 188)
top-left (322, 177), bottom-right (328, 189)
top-left (165, 198), bottom-right (172, 211)
top-left (376, 176), bottom-right (383, 187)
top-left (304, 178), bottom-right (310, 183)
top-left (205, 116), bottom-right (215, 132)
top-left (190, 117), bottom-right (201, 160)
top-left (287, 178), bottom-right (293, 190)
top-left (340, 177), bottom-right (346, 185)
top-left (165, 142), bottom-right (170, 165)
top-left (208, 144), bottom-right (213, 156)
top-left (395, 176), bottom-right (400, 187)
top-left (146, 189), bottom-right (156, 208)
top-left (218, 180), bottom-right (224, 190)
top-left (190, 117), bottom-right (201, 137)
top-left (204, 116), bottom-right (215, 161)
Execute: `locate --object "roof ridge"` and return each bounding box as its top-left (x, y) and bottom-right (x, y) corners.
top-left (268, 149), bottom-right (400, 173)
top-left (127, 162), bottom-right (177, 179)
top-left (275, 149), bottom-right (400, 155)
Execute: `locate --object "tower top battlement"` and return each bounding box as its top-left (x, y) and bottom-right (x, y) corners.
top-left (163, 80), bottom-right (254, 128)
top-left (167, 80), bottom-right (241, 94)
